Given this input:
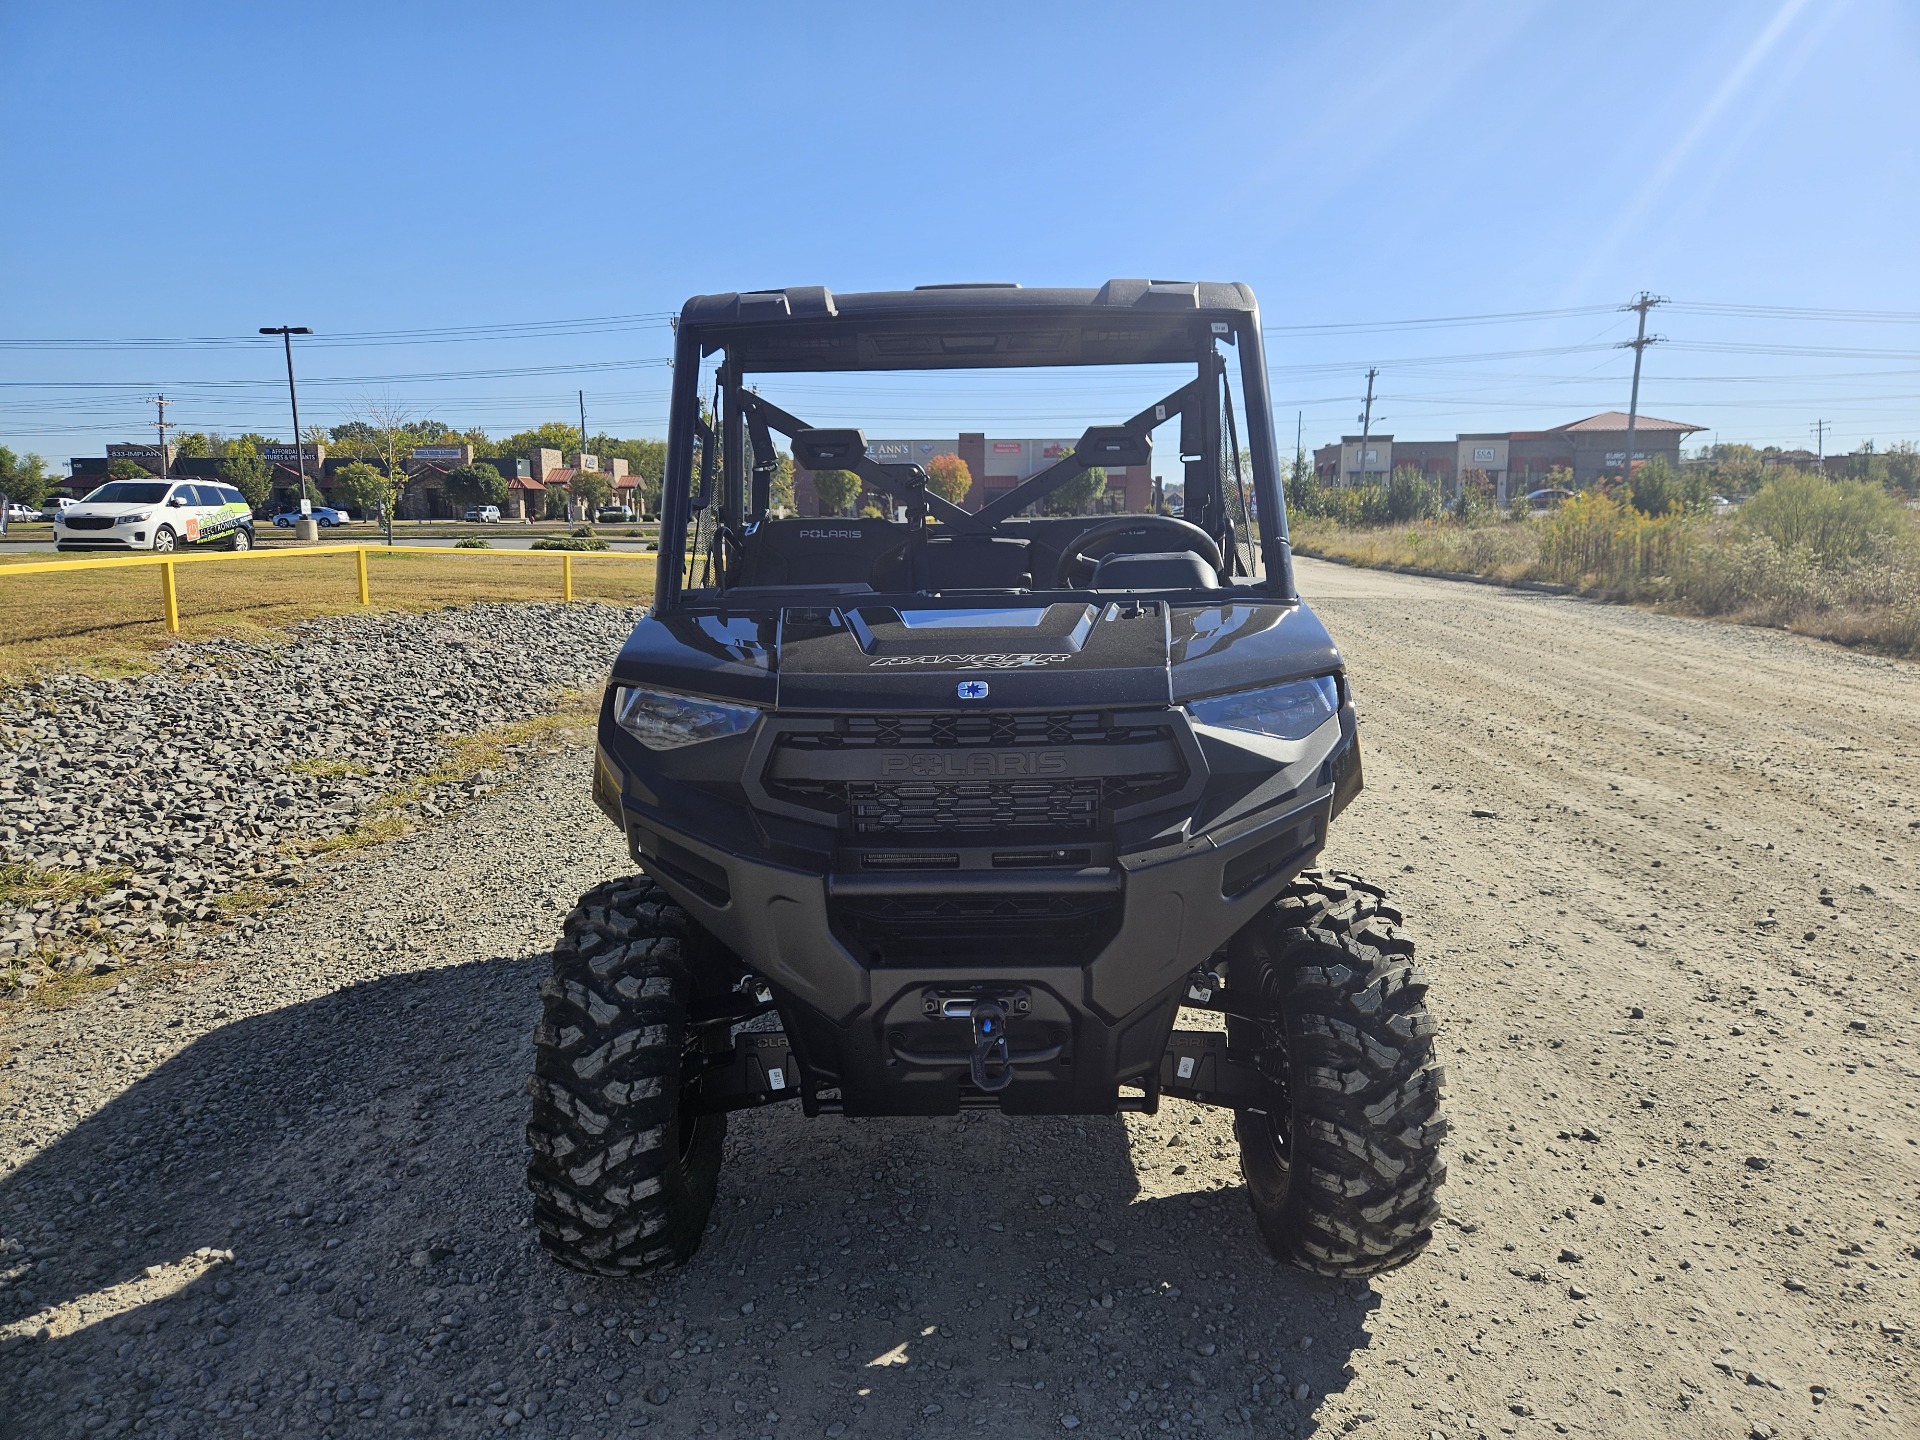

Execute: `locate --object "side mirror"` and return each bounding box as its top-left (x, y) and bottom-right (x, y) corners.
top-left (167, 496), bottom-right (187, 507)
top-left (1076, 425), bottom-right (1152, 468)
top-left (793, 428), bottom-right (867, 472)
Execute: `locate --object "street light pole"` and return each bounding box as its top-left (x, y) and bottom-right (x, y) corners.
top-left (259, 326), bottom-right (313, 505)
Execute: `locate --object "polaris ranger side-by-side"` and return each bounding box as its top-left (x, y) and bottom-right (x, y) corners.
top-left (526, 281), bottom-right (1446, 1278)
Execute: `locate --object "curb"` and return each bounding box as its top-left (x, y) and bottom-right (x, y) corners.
top-left (1293, 549), bottom-right (1577, 597)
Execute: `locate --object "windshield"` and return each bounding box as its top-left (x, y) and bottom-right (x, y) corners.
top-left (659, 331), bottom-right (1282, 606)
top-left (83, 481), bottom-right (173, 504)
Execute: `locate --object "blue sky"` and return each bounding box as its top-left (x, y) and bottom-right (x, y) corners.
top-left (3, 0), bottom-right (1918, 470)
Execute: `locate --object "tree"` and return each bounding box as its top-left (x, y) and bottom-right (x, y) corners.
top-left (0, 447), bottom-right (51, 509)
top-left (812, 468), bottom-right (860, 516)
top-left (771, 451), bottom-right (795, 514)
top-left (925, 452), bottom-right (973, 506)
top-left (495, 421), bottom-right (589, 458)
top-left (1043, 451), bottom-right (1109, 515)
top-left (569, 467), bottom-right (613, 510)
top-left (445, 462), bottom-right (508, 511)
top-left (106, 458), bottom-right (151, 480)
top-left (216, 439), bottom-right (273, 511)
top-left (330, 461), bottom-right (390, 516)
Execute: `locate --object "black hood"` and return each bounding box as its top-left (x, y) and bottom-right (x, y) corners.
top-left (776, 601), bottom-right (1170, 712)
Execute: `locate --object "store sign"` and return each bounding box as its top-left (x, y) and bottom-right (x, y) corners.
top-left (411, 445), bottom-right (468, 461)
top-left (992, 441), bottom-right (1023, 454)
top-left (866, 441), bottom-right (913, 464)
top-left (107, 443), bottom-right (170, 461)
top-left (1472, 446), bottom-right (1496, 464)
top-left (1603, 451), bottom-right (1648, 466)
top-left (261, 444), bottom-right (324, 464)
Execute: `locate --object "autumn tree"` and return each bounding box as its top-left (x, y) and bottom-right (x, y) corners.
top-left (925, 452), bottom-right (973, 506)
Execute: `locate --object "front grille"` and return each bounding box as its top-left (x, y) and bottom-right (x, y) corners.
top-left (847, 777), bottom-right (1107, 835)
top-left (781, 711), bottom-right (1159, 750)
top-left (766, 710), bottom-right (1185, 837)
top-left (831, 892), bottom-right (1121, 967)
top-left (62, 516), bottom-right (116, 531)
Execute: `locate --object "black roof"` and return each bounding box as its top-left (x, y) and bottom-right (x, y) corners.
top-left (679, 280), bottom-right (1261, 372)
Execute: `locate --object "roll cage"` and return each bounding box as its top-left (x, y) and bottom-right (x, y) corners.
top-left (654, 281), bottom-right (1297, 610)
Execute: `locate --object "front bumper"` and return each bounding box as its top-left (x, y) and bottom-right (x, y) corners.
top-left (597, 697), bottom-right (1360, 1116)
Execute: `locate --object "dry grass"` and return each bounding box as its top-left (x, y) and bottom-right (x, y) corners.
top-left (1294, 501), bottom-right (1920, 659)
top-left (0, 860), bottom-right (133, 909)
top-left (0, 547), bottom-right (656, 684)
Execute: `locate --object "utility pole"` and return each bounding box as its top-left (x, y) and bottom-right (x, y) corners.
top-left (1353, 368), bottom-right (1378, 487)
top-left (150, 395), bottom-right (175, 478)
top-left (1617, 292), bottom-right (1666, 486)
top-left (259, 326), bottom-right (313, 505)
top-left (1295, 410), bottom-right (1304, 478)
top-left (579, 390), bottom-right (589, 464)
top-left (1811, 419), bottom-right (1829, 474)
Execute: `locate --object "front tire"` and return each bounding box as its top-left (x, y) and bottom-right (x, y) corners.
top-left (526, 876), bottom-right (730, 1276)
top-left (1228, 869), bottom-right (1446, 1277)
top-left (151, 527), bottom-right (177, 554)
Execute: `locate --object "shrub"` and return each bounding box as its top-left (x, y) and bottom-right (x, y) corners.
top-left (1453, 470), bottom-right (1496, 525)
top-left (1385, 466), bottom-right (1442, 523)
top-left (454, 537), bottom-right (492, 549)
top-left (569, 524), bottom-right (596, 538)
top-left (1738, 473), bottom-right (1910, 565)
top-left (531, 536), bottom-right (608, 552)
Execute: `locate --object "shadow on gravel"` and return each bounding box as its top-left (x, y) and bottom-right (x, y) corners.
top-left (2, 956), bottom-right (1376, 1437)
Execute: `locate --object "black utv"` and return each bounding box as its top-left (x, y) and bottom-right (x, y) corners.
top-left (526, 280), bottom-right (1445, 1280)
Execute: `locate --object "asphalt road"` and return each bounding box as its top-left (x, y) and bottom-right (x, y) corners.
top-left (2, 557), bottom-right (1916, 1439)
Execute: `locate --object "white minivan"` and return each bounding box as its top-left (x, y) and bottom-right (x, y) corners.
top-left (54, 479), bottom-right (256, 553)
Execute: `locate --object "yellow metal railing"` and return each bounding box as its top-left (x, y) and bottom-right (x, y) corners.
top-left (0, 543), bottom-right (651, 633)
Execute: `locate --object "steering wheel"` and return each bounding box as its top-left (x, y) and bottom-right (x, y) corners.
top-left (1052, 515), bottom-right (1225, 587)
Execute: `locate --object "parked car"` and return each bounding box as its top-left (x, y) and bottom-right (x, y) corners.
top-left (270, 506), bottom-right (351, 527)
top-left (595, 504), bottom-right (635, 524)
top-left (1524, 487), bottom-right (1575, 511)
top-left (54, 479), bottom-right (255, 553)
top-left (41, 497), bottom-right (76, 522)
top-left (5, 502), bottom-right (40, 522)
top-left (464, 505), bottom-right (502, 523)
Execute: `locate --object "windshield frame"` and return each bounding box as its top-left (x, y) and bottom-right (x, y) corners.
top-left (655, 298), bottom-right (1295, 611)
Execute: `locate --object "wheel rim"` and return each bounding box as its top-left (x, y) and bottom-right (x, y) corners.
top-left (153, 531), bottom-right (174, 552)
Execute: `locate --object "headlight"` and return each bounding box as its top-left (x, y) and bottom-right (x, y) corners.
top-left (116, 511), bottom-right (151, 524)
top-left (612, 684), bottom-right (761, 750)
top-left (1187, 675), bottom-right (1339, 741)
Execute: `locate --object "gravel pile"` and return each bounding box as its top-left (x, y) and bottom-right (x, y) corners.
top-left (0, 602), bottom-right (642, 995)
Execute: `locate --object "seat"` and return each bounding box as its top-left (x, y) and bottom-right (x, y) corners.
top-left (870, 534), bottom-right (1033, 592)
top-left (1089, 550), bottom-right (1219, 589)
top-left (732, 518), bottom-right (908, 587)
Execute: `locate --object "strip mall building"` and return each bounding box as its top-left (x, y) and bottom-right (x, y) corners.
top-left (1312, 411), bottom-right (1705, 503)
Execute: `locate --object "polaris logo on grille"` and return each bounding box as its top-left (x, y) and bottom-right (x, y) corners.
top-left (869, 654), bottom-right (1072, 670)
top-left (956, 680), bottom-right (989, 700)
top-left (881, 751), bottom-right (1069, 777)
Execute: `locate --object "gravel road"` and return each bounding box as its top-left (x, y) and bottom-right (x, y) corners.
top-left (2, 558), bottom-right (1917, 1439)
